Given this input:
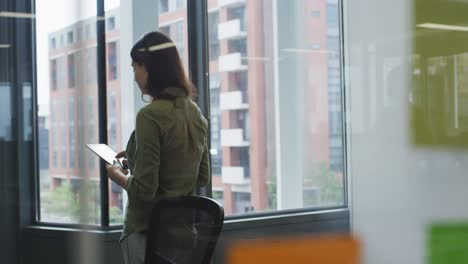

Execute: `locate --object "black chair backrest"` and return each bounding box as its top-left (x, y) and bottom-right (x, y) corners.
top-left (145, 196), bottom-right (224, 264)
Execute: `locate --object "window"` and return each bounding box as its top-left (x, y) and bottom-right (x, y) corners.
top-left (208, 12), bottom-right (220, 60)
top-left (229, 38), bottom-right (247, 57)
top-left (86, 48), bottom-right (97, 84)
top-left (87, 96), bottom-right (96, 169)
top-left (69, 98), bottom-right (75, 168)
top-left (208, 0), bottom-right (345, 215)
top-left (36, 0), bottom-right (101, 224)
top-left (34, 0), bottom-right (345, 227)
top-left (107, 91), bottom-right (117, 150)
top-left (50, 102), bottom-right (58, 168)
top-left (50, 59), bottom-right (57, 90)
top-left (107, 42), bottom-right (118, 80)
top-left (159, 0), bottom-right (168, 13)
top-left (326, 3), bottom-right (339, 29)
top-left (107, 17), bottom-right (115, 31)
top-left (85, 24), bottom-right (91, 39)
top-left (51, 37), bottom-right (56, 49)
top-left (176, 0), bottom-right (186, 9)
top-left (174, 21), bottom-right (185, 61)
top-left (67, 31), bottom-right (74, 44)
top-left (77, 27), bottom-right (83, 42)
top-left (68, 53), bottom-right (75, 88)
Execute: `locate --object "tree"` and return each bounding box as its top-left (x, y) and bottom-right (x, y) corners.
top-left (311, 161), bottom-right (344, 206)
top-left (41, 181), bottom-right (101, 224)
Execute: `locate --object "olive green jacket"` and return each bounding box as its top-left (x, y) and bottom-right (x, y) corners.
top-left (121, 87), bottom-right (210, 242)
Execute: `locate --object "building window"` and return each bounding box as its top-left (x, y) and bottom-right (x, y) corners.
top-left (69, 97), bottom-right (75, 168)
top-left (51, 37), bottom-right (56, 49)
top-left (311, 10), bottom-right (321, 17)
top-left (176, 0), bottom-right (185, 9)
top-left (107, 17), bottom-right (115, 31)
top-left (85, 24), bottom-right (91, 39)
top-left (208, 12), bottom-right (220, 60)
top-left (67, 30), bottom-right (74, 44)
top-left (77, 96), bottom-right (85, 169)
top-left (228, 6), bottom-right (246, 31)
top-left (86, 48), bottom-right (96, 84)
top-left (229, 38), bottom-right (247, 57)
top-left (107, 91), bottom-right (117, 150)
top-left (107, 42), bottom-right (118, 80)
top-left (51, 102), bottom-right (58, 168)
top-left (174, 21), bottom-right (184, 59)
top-left (76, 27), bottom-right (82, 42)
top-left (327, 3), bottom-right (339, 29)
top-left (68, 53), bottom-right (75, 88)
top-left (60, 100), bottom-right (67, 168)
top-left (50, 59), bottom-right (57, 91)
top-left (159, 0), bottom-right (168, 13)
top-left (87, 97), bottom-right (95, 169)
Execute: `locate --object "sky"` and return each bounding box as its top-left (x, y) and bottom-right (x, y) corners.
top-left (36, 0), bottom-right (120, 116)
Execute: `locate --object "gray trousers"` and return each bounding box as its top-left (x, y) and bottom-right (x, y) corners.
top-left (121, 232), bottom-right (146, 264)
top-left (121, 232), bottom-right (193, 264)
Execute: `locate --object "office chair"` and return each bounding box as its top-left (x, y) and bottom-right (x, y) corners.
top-left (144, 196), bottom-right (225, 264)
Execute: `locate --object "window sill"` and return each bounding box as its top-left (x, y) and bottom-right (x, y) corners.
top-left (22, 207), bottom-right (349, 236)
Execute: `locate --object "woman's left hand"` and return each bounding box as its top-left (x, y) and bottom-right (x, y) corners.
top-left (105, 163), bottom-right (129, 190)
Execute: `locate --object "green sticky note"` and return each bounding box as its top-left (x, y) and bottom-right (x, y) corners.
top-left (429, 222), bottom-right (468, 264)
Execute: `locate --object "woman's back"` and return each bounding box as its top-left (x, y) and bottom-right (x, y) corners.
top-left (122, 87), bottom-right (209, 241)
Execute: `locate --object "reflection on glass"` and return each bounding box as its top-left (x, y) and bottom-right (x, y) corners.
top-left (207, 0), bottom-right (345, 215)
top-left (412, 0), bottom-right (468, 147)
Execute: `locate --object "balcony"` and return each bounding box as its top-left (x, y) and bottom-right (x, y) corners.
top-left (219, 52), bottom-right (247, 72)
top-left (218, 19), bottom-right (247, 40)
top-left (221, 166), bottom-right (249, 185)
top-left (221, 128), bottom-right (249, 147)
top-left (220, 91), bottom-right (248, 110)
top-left (219, 0), bottom-right (245, 8)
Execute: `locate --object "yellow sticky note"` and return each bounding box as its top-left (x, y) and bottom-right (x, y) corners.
top-left (411, 0), bottom-right (468, 147)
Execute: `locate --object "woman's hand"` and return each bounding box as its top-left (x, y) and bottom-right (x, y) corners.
top-left (115, 150), bottom-right (129, 170)
top-left (115, 150), bottom-right (127, 159)
top-left (106, 163), bottom-right (129, 190)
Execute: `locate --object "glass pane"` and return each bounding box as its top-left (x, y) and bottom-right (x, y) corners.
top-left (105, 0), bottom-right (188, 225)
top-left (36, 0), bottom-right (101, 224)
top-left (105, 0), bottom-right (124, 225)
top-left (207, 0), bottom-right (345, 215)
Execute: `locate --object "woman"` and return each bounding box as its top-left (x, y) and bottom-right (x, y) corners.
top-left (105, 31), bottom-right (210, 264)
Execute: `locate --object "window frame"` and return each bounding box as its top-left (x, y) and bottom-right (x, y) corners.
top-left (31, 0), bottom-right (349, 229)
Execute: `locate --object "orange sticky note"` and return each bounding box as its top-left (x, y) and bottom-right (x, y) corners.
top-left (228, 235), bottom-right (360, 264)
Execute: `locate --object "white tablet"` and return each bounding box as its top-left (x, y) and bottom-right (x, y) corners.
top-left (86, 144), bottom-right (120, 166)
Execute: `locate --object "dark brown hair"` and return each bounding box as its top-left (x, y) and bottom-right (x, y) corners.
top-left (130, 31), bottom-right (194, 100)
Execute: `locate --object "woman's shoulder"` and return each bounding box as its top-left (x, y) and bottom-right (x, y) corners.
top-left (187, 99), bottom-right (208, 126)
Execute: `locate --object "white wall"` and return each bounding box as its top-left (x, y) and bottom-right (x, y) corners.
top-left (346, 0), bottom-right (468, 263)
